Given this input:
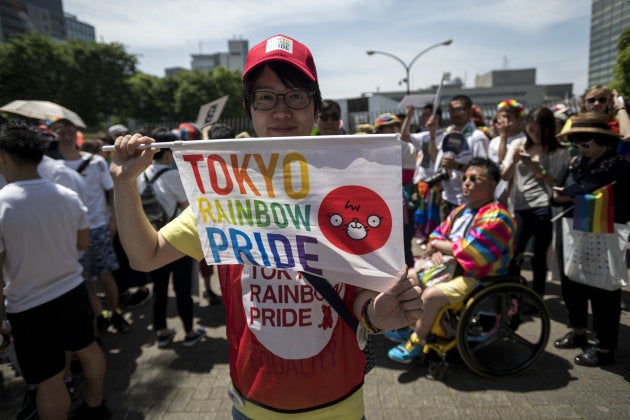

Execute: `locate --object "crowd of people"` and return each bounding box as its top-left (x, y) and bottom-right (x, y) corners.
top-left (382, 85), bottom-right (630, 370)
top-left (0, 118), bottom-right (229, 419)
top-left (0, 33), bottom-right (629, 419)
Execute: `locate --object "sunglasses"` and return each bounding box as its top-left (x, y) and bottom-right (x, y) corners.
top-left (572, 141), bottom-right (593, 149)
top-left (319, 112), bottom-right (340, 122)
top-left (461, 174), bottom-right (481, 183)
top-left (586, 96), bottom-right (608, 104)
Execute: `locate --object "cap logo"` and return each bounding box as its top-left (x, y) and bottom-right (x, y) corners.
top-left (265, 36), bottom-right (293, 54)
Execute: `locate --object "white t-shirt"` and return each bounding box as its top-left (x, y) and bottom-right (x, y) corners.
top-left (488, 132), bottom-right (526, 200)
top-left (401, 141), bottom-right (417, 170)
top-left (0, 179), bottom-right (88, 313)
top-left (64, 153), bottom-right (113, 229)
top-left (137, 163), bottom-right (188, 218)
top-left (1, 157), bottom-right (87, 204)
top-left (488, 132), bottom-right (526, 165)
top-left (38, 155), bottom-right (87, 204)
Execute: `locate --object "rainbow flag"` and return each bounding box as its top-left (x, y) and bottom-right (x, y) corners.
top-left (573, 184), bottom-right (614, 233)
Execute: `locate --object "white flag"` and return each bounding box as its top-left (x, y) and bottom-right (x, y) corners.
top-left (173, 134), bottom-right (404, 292)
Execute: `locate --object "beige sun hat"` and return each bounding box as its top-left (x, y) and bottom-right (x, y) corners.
top-left (556, 112), bottom-right (621, 140)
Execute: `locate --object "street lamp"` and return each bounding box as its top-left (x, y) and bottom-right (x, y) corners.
top-left (367, 39), bottom-right (453, 94)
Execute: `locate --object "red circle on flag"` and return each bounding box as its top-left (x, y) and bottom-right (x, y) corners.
top-left (318, 186), bottom-right (392, 255)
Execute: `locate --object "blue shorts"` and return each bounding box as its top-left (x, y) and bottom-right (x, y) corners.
top-left (8, 284), bottom-right (95, 384)
top-left (81, 225), bottom-right (119, 276)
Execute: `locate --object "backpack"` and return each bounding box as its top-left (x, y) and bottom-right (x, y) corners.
top-left (141, 168), bottom-right (175, 229)
top-left (75, 154), bottom-right (94, 174)
top-left (73, 153), bottom-right (110, 204)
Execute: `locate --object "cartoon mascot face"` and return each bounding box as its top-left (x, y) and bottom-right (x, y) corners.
top-left (318, 185), bottom-right (392, 255)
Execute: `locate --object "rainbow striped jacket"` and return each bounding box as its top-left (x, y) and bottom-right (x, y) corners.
top-left (429, 202), bottom-right (517, 277)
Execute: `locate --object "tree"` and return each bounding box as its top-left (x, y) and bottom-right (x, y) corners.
top-left (62, 39), bottom-right (137, 126)
top-left (211, 66), bottom-right (247, 118)
top-left (125, 73), bottom-right (168, 122)
top-left (172, 69), bottom-right (219, 121)
top-left (171, 67), bottom-right (245, 122)
top-left (0, 33), bottom-right (245, 128)
top-left (0, 32), bottom-right (137, 126)
top-left (610, 27), bottom-right (630, 98)
top-left (0, 33), bottom-right (69, 104)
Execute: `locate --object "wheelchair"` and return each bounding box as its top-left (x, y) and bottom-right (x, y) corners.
top-left (419, 275), bottom-right (550, 379)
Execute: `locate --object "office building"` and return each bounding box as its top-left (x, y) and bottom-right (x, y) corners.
top-left (64, 13), bottom-right (95, 42)
top-left (0, 0), bottom-right (94, 42)
top-left (191, 38), bottom-right (248, 73)
top-left (589, 0), bottom-right (630, 87)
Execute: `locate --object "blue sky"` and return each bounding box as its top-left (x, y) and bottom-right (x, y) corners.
top-left (64, 0), bottom-right (592, 99)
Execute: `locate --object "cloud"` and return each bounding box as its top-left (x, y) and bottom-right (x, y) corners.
top-left (69, 0), bottom-right (383, 48)
top-left (64, 0), bottom-right (592, 97)
top-left (406, 0), bottom-right (590, 34)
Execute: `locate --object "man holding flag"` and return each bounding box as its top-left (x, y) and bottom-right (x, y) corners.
top-left (110, 34), bottom-right (423, 418)
top-left (553, 112), bottom-right (630, 367)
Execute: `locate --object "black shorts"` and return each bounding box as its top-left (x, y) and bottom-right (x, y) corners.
top-left (7, 283), bottom-right (95, 385)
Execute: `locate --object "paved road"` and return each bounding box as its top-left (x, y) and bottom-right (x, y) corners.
top-left (1, 271), bottom-right (630, 419)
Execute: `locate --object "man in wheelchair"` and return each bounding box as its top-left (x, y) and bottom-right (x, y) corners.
top-left (388, 157), bottom-right (517, 363)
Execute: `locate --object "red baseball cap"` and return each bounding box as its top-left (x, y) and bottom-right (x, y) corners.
top-left (243, 34), bottom-right (317, 82)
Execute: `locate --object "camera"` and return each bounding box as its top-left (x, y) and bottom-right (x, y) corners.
top-left (423, 167), bottom-right (450, 187)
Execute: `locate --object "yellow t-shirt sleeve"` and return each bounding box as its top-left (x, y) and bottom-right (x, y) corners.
top-left (160, 207), bottom-right (205, 261)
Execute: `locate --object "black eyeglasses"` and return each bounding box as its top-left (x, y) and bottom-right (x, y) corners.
top-left (249, 90), bottom-right (314, 111)
top-left (586, 96), bottom-right (608, 104)
top-left (318, 112), bottom-right (340, 122)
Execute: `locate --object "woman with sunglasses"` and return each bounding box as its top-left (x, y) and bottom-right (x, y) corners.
top-left (552, 112), bottom-right (630, 367)
top-left (559, 85), bottom-right (630, 144)
top-left (501, 107), bottom-right (570, 297)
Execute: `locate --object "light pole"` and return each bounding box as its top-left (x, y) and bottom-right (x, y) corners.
top-left (367, 39), bottom-right (453, 94)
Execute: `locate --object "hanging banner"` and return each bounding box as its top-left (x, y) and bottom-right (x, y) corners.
top-left (173, 134), bottom-right (404, 292)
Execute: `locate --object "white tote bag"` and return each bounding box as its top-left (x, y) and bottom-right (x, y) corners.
top-left (562, 218), bottom-right (630, 291)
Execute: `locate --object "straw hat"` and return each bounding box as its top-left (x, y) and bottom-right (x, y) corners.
top-left (354, 123), bottom-right (374, 134)
top-left (556, 112), bottom-right (620, 140)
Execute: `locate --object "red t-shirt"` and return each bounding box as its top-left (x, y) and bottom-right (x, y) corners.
top-left (217, 265), bottom-right (365, 412)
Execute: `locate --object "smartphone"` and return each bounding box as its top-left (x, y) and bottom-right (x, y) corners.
top-left (519, 152), bottom-right (531, 159)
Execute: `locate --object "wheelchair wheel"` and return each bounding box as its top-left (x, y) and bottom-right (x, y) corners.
top-left (456, 282), bottom-right (550, 377)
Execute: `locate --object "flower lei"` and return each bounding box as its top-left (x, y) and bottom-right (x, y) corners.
top-left (496, 99), bottom-right (525, 117)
